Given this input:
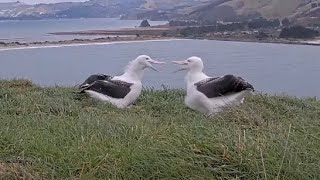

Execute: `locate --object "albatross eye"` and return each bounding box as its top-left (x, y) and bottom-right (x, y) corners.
top-left (146, 57), bottom-right (149, 60)
top-left (187, 60), bottom-right (191, 63)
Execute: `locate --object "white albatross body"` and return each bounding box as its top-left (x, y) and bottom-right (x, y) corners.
top-left (173, 57), bottom-right (254, 115)
top-left (185, 80), bottom-right (252, 115)
top-left (80, 55), bottom-right (164, 109)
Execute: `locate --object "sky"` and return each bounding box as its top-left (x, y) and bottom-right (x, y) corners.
top-left (0, 0), bottom-right (87, 4)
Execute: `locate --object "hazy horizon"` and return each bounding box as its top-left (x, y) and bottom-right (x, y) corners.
top-left (0, 0), bottom-right (87, 4)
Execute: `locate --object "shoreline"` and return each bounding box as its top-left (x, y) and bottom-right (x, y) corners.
top-left (201, 36), bottom-right (320, 46)
top-left (1, 28), bottom-right (320, 50)
top-left (49, 27), bottom-right (320, 46)
top-left (0, 36), bottom-right (182, 51)
top-left (1, 37), bottom-right (319, 51)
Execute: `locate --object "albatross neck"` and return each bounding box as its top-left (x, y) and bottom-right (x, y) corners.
top-left (121, 65), bottom-right (145, 82)
top-left (186, 70), bottom-right (209, 84)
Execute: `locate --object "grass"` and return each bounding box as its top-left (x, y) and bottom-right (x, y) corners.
top-left (0, 79), bottom-right (320, 179)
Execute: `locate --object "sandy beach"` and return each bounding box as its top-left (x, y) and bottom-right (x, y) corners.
top-left (0, 38), bottom-right (187, 52)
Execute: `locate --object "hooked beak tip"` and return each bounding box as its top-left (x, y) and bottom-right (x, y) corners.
top-left (148, 65), bottom-right (160, 72)
top-left (147, 59), bottom-right (165, 72)
top-left (148, 59), bottom-right (166, 64)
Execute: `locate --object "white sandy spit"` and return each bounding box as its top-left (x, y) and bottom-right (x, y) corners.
top-left (0, 39), bottom-right (189, 52)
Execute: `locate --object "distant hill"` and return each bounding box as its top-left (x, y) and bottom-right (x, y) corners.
top-left (124, 0), bottom-right (320, 24)
top-left (0, 0), bottom-right (200, 20)
top-left (0, 1), bottom-right (81, 19)
top-left (141, 0), bottom-right (210, 10)
top-left (184, 0), bottom-right (320, 23)
top-left (0, 0), bottom-right (143, 20)
top-left (0, 0), bottom-right (319, 25)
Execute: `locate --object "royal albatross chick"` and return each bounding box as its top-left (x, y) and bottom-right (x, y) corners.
top-left (79, 55), bottom-right (165, 108)
top-left (173, 56), bottom-right (254, 115)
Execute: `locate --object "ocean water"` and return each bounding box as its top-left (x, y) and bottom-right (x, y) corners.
top-left (0, 39), bottom-right (319, 97)
top-left (0, 18), bottom-right (167, 42)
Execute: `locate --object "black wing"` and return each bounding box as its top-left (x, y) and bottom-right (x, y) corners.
top-left (195, 75), bottom-right (254, 98)
top-left (79, 74), bottom-right (113, 89)
top-left (81, 80), bottom-right (133, 99)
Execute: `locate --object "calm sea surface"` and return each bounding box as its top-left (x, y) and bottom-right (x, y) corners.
top-left (0, 18), bottom-right (167, 42)
top-left (0, 39), bottom-right (319, 97)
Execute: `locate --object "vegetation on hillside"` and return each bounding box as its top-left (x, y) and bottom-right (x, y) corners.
top-left (0, 80), bottom-right (319, 179)
top-left (247, 18), bottom-right (280, 29)
top-left (178, 18), bottom-right (279, 37)
top-left (279, 26), bottom-right (320, 39)
top-left (184, 0), bottom-right (320, 24)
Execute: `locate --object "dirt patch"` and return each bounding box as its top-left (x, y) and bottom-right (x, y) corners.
top-left (0, 79), bottom-right (34, 90)
top-left (0, 162), bottom-right (38, 180)
top-left (0, 163), bottom-right (5, 174)
top-left (8, 80), bottom-right (33, 89)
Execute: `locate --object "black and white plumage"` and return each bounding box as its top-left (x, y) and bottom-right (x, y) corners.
top-left (79, 74), bottom-right (113, 89)
top-left (195, 75), bottom-right (254, 98)
top-left (79, 55), bottom-right (165, 108)
top-left (173, 56), bottom-right (254, 115)
top-left (80, 80), bottom-right (133, 99)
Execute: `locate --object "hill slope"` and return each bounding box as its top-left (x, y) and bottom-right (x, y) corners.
top-left (0, 79), bottom-right (320, 179)
top-left (186, 0), bottom-right (320, 21)
top-left (0, 0), bottom-right (319, 21)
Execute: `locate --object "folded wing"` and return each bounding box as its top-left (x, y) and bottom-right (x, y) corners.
top-left (81, 80), bottom-right (133, 99)
top-left (195, 75), bottom-right (254, 98)
top-left (79, 74), bottom-right (113, 89)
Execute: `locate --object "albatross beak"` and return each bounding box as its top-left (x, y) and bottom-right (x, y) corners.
top-left (172, 60), bottom-right (188, 73)
top-left (147, 59), bottom-right (166, 72)
top-left (172, 60), bottom-right (188, 65)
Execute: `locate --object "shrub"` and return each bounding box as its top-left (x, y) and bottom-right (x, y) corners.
top-left (279, 26), bottom-right (319, 39)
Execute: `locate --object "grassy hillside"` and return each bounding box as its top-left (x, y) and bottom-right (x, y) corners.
top-left (0, 80), bottom-right (320, 179)
top-left (187, 0), bottom-right (320, 22)
top-left (223, 0), bottom-right (302, 18)
top-left (142, 0), bottom-right (210, 9)
top-left (224, 0), bottom-right (320, 19)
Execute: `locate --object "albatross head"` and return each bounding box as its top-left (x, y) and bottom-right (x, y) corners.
top-left (122, 55), bottom-right (165, 81)
top-left (172, 56), bottom-right (204, 73)
top-left (129, 55), bottom-right (165, 72)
